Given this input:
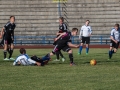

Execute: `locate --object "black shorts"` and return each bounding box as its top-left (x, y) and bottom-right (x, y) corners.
top-left (110, 40), bottom-right (119, 49)
top-left (4, 38), bottom-right (13, 45)
top-left (82, 36), bottom-right (90, 44)
top-left (52, 44), bottom-right (71, 53)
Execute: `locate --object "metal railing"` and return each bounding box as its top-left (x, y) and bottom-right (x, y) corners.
top-left (14, 35), bottom-right (110, 45)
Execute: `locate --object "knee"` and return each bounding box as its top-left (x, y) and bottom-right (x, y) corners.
top-left (68, 50), bottom-right (72, 54)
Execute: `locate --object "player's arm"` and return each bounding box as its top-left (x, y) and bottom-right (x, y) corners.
top-left (110, 36), bottom-right (118, 43)
top-left (1, 27), bottom-right (5, 36)
top-left (28, 58), bottom-right (41, 66)
top-left (110, 30), bottom-right (118, 43)
top-left (68, 42), bottom-right (79, 48)
top-left (89, 26), bottom-right (92, 36)
top-left (56, 32), bottom-right (66, 41)
top-left (13, 58), bottom-right (20, 66)
top-left (56, 30), bottom-right (66, 36)
top-left (56, 32), bottom-right (62, 36)
top-left (79, 27), bottom-right (83, 39)
top-left (11, 30), bottom-right (14, 41)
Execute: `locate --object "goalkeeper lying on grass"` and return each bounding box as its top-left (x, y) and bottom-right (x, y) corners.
top-left (13, 48), bottom-right (51, 66)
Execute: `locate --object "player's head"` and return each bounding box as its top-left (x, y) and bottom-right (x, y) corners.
top-left (114, 24), bottom-right (119, 30)
top-left (71, 28), bottom-right (78, 36)
top-left (10, 16), bottom-right (15, 23)
top-left (85, 20), bottom-right (90, 26)
top-left (59, 17), bottom-right (64, 24)
top-left (19, 48), bottom-right (26, 54)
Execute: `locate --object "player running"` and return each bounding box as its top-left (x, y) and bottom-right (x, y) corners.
top-left (53, 17), bottom-right (67, 62)
top-left (13, 48), bottom-right (51, 66)
top-left (78, 20), bottom-right (92, 55)
top-left (108, 24), bottom-right (120, 60)
top-left (47, 28), bottom-right (79, 66)
top-left (1, 16), bottom-right (16, 60)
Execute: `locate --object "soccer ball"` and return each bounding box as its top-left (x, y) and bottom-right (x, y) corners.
top-left (90, 59), bottom-right (97, 66)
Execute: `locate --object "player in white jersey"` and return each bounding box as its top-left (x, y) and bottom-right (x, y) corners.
top-left (108, 24), bottom-right (120, 60)
top-left (13, 48), bottom-right (51, 66)
top-left (78, 20), bottom-right (92, 55)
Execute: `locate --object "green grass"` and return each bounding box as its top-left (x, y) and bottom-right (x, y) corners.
top-left (0, 48), bottom-right (120, 90)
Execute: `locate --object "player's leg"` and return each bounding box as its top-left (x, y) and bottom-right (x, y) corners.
top-left (0, 38), bottom-right (4, 47)
top-left (108, 41), bottom-right (114, 60)
top-left (54, 51), bottom-right (60, 61)
top-left (44, 44), bottom-right (62, 61)
top-left (86, 44), bottom-right (89, 55)
top-left (78, 36), bottom-right (85, 55)
top-left (112, 42), bottom-right (119, 54)
top-left (9, 43), bottom-right (14, 60)
top-left (85, 37), bottom-right (90, 55)
top-left (59, 51), bottom-right (65, 62)
top-left (7, 45), bottom-right (11, 54)
top-left (3, 40), bottom-right (9, 60)
top-left (109, 47), bottom-right (113, 60)
top-left (62, 46), bottom-right (74, 65)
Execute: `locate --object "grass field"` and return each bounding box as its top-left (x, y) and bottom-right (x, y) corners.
top-left (0, 48), bottom-right (120, 90)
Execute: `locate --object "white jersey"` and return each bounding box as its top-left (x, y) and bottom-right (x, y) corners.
top-left (79, 25), bottom-right (92, 38)
top-left (111, 28), bottom-right (120, 41)
top-left (13, 54), bottom-right (36, 66)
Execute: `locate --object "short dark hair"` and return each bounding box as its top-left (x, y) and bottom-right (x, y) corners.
top-left (72, 28), bottom-right (78, 32)
top-left (59, 17), bottom-right (64, 22)
top-left (86, 20), bottom-right (90, 23)
top-left (10, 16), bottom-right (15, 20)
top-left (115, 24), bottom-right (119, 28)
top-left (19, 48), bottom-right (26, 54)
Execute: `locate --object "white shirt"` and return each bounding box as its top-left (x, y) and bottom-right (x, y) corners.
top-left (13, 54), bottom-right (36, 66)
top-left (111, 28), bottom-right (120, 41)
top-left (79, 25), bottom-right (92, 38)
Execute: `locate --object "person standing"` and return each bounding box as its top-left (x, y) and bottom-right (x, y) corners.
top-left (78, 20), bottom-right (92, 55)
top-left (1, 16), bottom-right (16, 60)
top-left (54, 17), bottom-right (67, 62)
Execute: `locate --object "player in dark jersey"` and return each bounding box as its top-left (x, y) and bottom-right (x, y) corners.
top-left (48, 28), bottom-right (79, 66)
top-left (1, 16), bottom-right (16, 60)
top-left (53, 17), bottom-right (68, 62)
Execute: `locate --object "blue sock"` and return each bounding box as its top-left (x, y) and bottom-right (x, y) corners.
top-left (42, 56), bottom-right (50, 61)
top-left (79, 46), bottom-right (83, 53)
top-left (86, 48), bottom-right (89, 54)
top-left (109, 50), bottom-right (113, 59)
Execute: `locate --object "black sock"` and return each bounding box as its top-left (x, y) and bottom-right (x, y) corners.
top-left (9, 49), bottom-right (13, 59)
top-left (56, 52), bottom-right (60, 59)
top-left (7, 48), bottom-right (10, 54)
top-left (109, 50), bottom-right (112, 59)
top-left (69, 53), bottom-right (73, 63)
top-left (3, 50), bottom-right (7, 59)
top-left (59, 51), bottom-right (64, 58)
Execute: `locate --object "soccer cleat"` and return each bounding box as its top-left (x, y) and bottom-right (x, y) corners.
top-left (78, 53), bottom-right (81, 55)
top-left (86, 53), bottom-right (88, 55)
top-left (4, 58), bottom-right (10, 60)
top-left (62, 58), bottom-right (65, 62)
top-left (54, 59), bottom-right (60, 61)
top-left (70, 63), bottom-right (76, 66)
top-left (108, 58), bottom-right (111, 60)
top-left (9, 58), bottom-right (15, 60)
